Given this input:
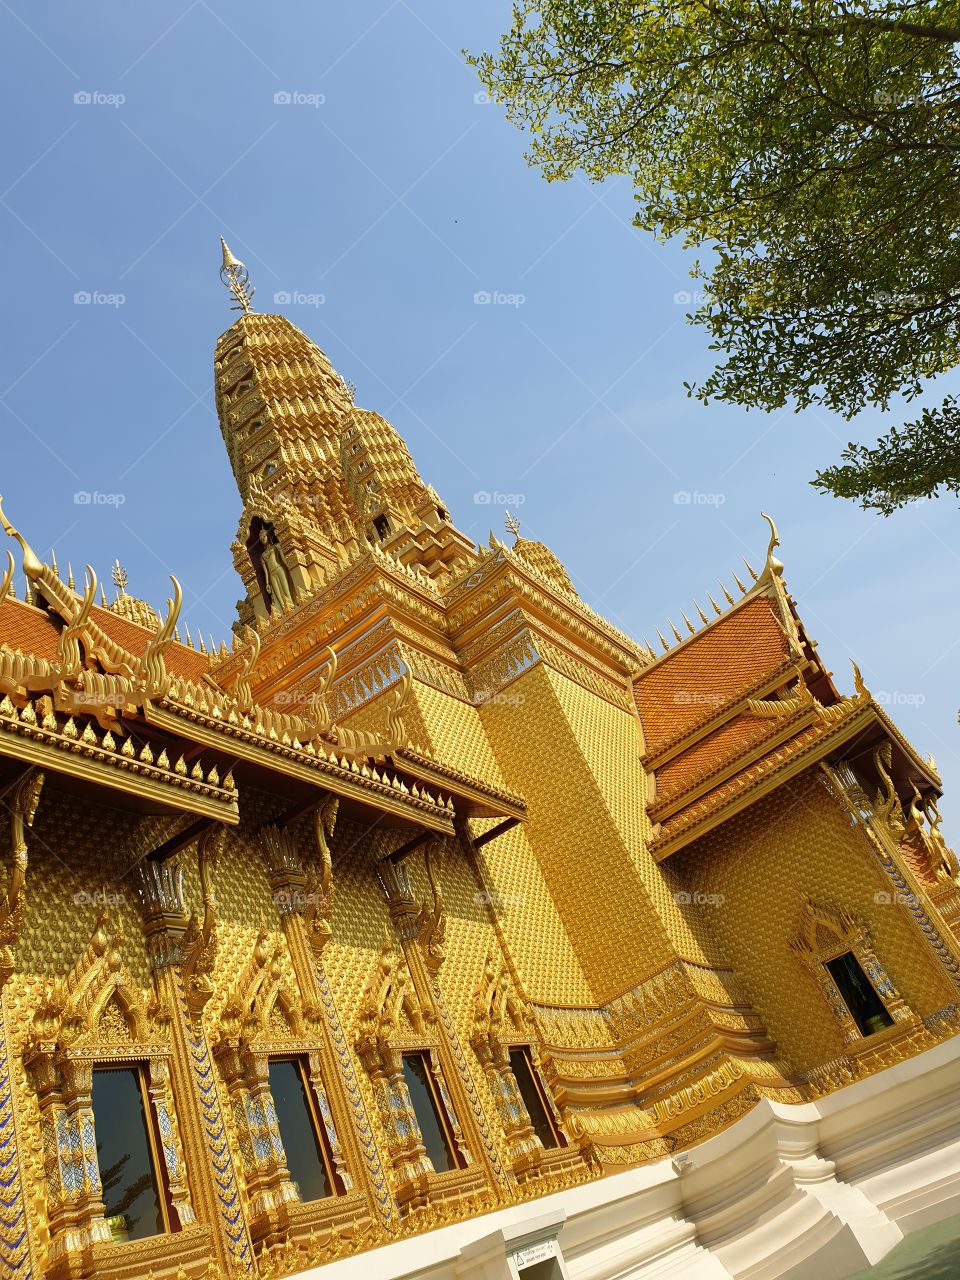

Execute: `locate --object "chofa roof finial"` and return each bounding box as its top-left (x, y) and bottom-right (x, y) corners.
top-left (504, 510), bottom-right (521, 541)
top-left (219, 236), bottom-right (255, 314)
top-left (760, 511), bottom-right (784, 579)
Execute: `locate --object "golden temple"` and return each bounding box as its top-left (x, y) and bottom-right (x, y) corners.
top-left (0, 241), bottom-right (956, 1279)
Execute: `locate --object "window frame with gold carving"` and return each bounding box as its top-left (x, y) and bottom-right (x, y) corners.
top-left (470, 954), bottom-right (581, 1185)
top-left (210, 927), bottom-right (365, 1254)
top-left (355, 937), bottom-right (486, 1215)
top-left (790, 899), bottom-right (919, 1050)
top-left (22, 907), bottom-right (207, 1280)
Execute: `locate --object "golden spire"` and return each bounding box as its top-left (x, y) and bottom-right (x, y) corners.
top-left (112, 560), bottom-right (128, 597)
top-left (219, 236), bottom-right (255, 314)
top-left (504, 510), bottom-right (521, 540)
top-left (108, 560), bottom-right (160, 629)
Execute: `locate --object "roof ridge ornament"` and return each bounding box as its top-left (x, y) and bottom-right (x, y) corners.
top-left (759, 511), bottom-right (783, 580)
top-left (219, 236), bottom-right (255, 314)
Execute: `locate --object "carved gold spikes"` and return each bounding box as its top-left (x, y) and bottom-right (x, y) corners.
top-left (0, 767), bottom-right (43, 984)
top-left (656, 629), bottom-right (669, 653)
top-left (719, 579), bottom-right (735, 606)
top-left (0, 549), bottom-right (13, 604)
top-left (708, 592), bottom-right (722, 616)
top-left (669, 619), bottom-right (683, 643)
top-left (680, 611), bottom-right (695, 636)
top-left (695, 601), bottom-right (710, 625)
top-left (732, 570), bottom-right (747, 594)
top-left (743, 557), bottom-right (759, 583)
top-left (66, 561), bottom-right (75, 590)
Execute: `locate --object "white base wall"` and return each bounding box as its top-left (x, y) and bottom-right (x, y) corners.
top-left (293, 1035), bottom-right (960, 1280)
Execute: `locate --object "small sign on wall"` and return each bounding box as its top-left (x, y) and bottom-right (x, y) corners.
top-left (511, 1238), bottom-right (557, 1269)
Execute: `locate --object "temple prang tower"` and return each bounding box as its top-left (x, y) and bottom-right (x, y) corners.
top-left (0, 242), bottom-right (955, 1279)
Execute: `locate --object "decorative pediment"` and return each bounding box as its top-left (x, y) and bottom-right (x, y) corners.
top-left (218, 926), bottom-right (306, 1047)
top-left (470, 954), bottom-right (530, 1058)
top-left (28, 906), bottom-right (153, 1052)
top-left (790, 898), bottom-right (867, 967)
top-left (356, 933), bottom-right (430, 1069)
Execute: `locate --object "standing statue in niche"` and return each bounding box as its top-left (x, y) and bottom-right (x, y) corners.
top-left (258, 528), bottom-right (296, 613)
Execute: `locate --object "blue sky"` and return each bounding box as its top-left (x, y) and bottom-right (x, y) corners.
top-left (2, 3), bottom-right (958, 835)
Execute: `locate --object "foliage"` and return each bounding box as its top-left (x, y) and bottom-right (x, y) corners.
top-left (471, 2), bottom-right (960, 511)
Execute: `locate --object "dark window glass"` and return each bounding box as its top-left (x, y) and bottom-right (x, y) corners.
top-left (92, 1067), bottom-right (165, 1242)
top-left (401, 1053), bottom-right (457, 1173)
top-left (268, 1060), bottom-right (333, 1202)
top-left (825, 952), bottom-right (894, 1037)
top-left (509, 1048), bottom-right (560, 1150)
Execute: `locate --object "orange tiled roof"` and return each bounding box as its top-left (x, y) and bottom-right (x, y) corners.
top-left (650, 711), bottom-right (863, 853)
top-left (0, 595), bottom-right (211, 682)
top-left (0, 598), bottom-right (61, 661)
top-left (651, 710), bottom-right (800, 811)
top-left (89, 604), bottom-right (211, 680)
top-left (634, 596), bottom-right (792, 758)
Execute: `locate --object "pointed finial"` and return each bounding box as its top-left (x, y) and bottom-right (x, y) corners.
top-left (99, 582), bottom-right (107, 607)
top-left (851, 659), bottom-right (869, 700)
top-left (112, 559), bottom-right (128, 596)
top-left (67, 561), bottom-right (75, 590)
top-left (50, 549), bottom-right (60, 580)
top-left (719, 579), bottom-right (735, 606)
top-left (219, 237), bottom-right (255, 314)
top-left (681, 610), bottom-right (695, 635)
top-left (669, 619), bottom-right (683, 643)
top-left (695, 601), bottom-right (709, 625)
top-left (707, 592), bottom-right (722, 616)
top-left (504, 510), bottom-right (521, 541)
top-left (732, 571), bottom-right (747, 594)
top-left (656, 629), bottom-right (669, 652)
top-left (743, 558), bottom-right (759, 582)
top-left (760, 512), bottom-right (783, 578)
